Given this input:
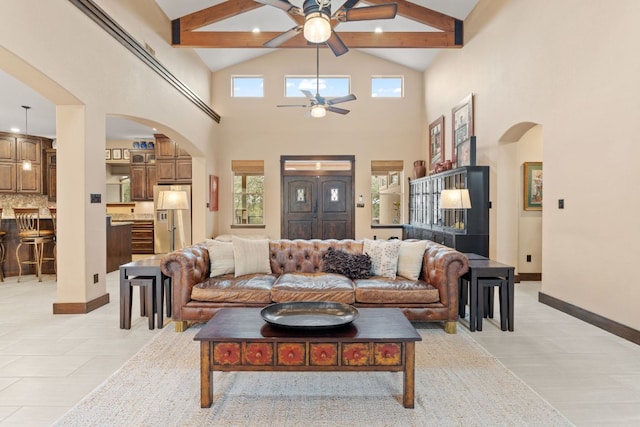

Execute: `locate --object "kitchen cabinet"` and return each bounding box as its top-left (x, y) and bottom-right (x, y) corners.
top-left (45, 149), bottom-right (56, 202)
top-left (131, 220), bottom-right (154, 254)
top-left (154, 134), bottom-right (191, 184)
top-left (129, 150), bottom-right (156, 201)
top-left (0, 132), bottom-right (51, 194)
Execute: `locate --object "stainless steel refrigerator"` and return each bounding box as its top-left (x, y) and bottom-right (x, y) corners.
top-left (153, 184), bottom-right (192, 254)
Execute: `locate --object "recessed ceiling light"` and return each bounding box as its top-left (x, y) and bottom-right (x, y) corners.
top-left (375, 27), bottom-right (383, 34)
top-left (252, 27), bottom-right (260, 33)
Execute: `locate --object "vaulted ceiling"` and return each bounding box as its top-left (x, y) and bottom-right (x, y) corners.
top-left (156, 0), bottom-right (479, 71)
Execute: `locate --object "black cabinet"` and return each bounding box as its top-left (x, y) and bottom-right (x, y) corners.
top-left (403, 166), bottom-right (489, 256)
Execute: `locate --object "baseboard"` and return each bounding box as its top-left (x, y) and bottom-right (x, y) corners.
top-left (53, 293), bottom-right (110, 314)
top-left (517, 273), bottom-right (541, 282)
top-left (539, 292), bottom-right (640, 345)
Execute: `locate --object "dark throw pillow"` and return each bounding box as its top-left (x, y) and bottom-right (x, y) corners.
top-left (322, 247), bottom-right (372, 280)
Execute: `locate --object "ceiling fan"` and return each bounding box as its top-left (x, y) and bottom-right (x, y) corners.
top-left (277, 44), bottom-right (356, 117)
top-left (255, 0), bottom-right (398, 56)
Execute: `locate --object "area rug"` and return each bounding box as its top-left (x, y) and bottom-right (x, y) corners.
top-left (54, 323), bottom-right (572, 427)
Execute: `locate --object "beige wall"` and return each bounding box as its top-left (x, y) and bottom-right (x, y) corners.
top-left (0, 0), bottom-right (218, 304)
top-left (212, 48), bottom-right (425, 240)
top-left (424, 0), bottom-right (640, 329)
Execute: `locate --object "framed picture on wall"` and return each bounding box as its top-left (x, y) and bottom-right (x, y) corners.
top-left (209, 175), bottom-right (219, 211)
top-left (428, 115), bottom-right (444, 170)
top-left (105, 149), bottom-right (111, 160)
top-left (456, 136), bottom-right (476, 167)
top-left (451, 94), bottom-right (474, 163)
top-left (523, 162), bottom-right (543, 210)
top-left (123, 148), bottom-right (130, 160)
top-left (112, 148), bottom-right (122, 160)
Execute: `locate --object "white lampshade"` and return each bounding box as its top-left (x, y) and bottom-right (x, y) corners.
top-left (304, 12), bottom-right (331, 43)
top-left (158, 190), bottom-right (189, 210)
top-left (440, 189), bottom-right (472, 209)
top-left (310, 105), bottom-right (326, 118)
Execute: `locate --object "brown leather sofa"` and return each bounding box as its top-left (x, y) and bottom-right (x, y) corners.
top-left (160, 239), bottom-right (468, 333)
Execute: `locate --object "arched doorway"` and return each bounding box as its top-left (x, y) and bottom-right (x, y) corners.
top-left (498, 122), bottom-right (543, 280)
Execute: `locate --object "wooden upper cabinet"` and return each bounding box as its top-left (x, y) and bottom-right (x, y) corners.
top-left (154, 135), bottom-right (176, 159)
top-left (0, 163), bottom-right (17, 192)
top-left (0, 135), bottom-right (17, 161)
top-left (17, 137), bottom-right (42, 163)
top-left (154, 133), bottom-right (191, 184)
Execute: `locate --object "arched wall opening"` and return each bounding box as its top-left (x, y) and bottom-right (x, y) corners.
top-left (498, 122), bottom-right (543, 279)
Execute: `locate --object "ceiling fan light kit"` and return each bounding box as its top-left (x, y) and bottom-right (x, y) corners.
top-left (310, 105), bottom-right (327, 118)
top-left (304, 12), bottom-right (331, 43)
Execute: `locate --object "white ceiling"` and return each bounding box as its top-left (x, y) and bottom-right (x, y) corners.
top-left (0, 0), bottom-right (478, 140)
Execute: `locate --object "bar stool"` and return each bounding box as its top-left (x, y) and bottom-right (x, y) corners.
top-left (476, 277), bottom-right (510, 331)
top-left (13, 207), bottom-right (55, 282)
top-left (47, 206), bottom-right (57, 276)
top-left (0, 208), bottom-right (6, 282)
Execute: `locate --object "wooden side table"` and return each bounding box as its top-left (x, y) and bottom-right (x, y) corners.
top-left (460, 258), bottom-right (515, 332)
top-left (119, 256), bottom-right (171, 329)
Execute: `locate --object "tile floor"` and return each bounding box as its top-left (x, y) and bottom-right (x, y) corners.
top-left (0, 270), bottom-right (639, 426)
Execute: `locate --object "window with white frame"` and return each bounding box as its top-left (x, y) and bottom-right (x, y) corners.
top-left (285, 76), bottom-right (350, 97)
top-left (371, 160), bottom-right (404, 225)
top-left (232, 160), bottom-right (264, 225)
top-left (231, 76), bottom-right (264, 97)
top-left (371, 76), bottom-right (403, 98)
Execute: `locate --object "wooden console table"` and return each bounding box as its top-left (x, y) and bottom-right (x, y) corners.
top-left (194, 307), bottom-right (422, 408)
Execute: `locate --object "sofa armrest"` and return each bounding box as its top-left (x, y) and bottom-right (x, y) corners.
top-left (421, 241), bottom-right (469, 311)
top-left (160, 242), bottom-right (210, 320)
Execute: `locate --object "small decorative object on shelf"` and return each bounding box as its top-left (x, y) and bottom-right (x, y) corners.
top-left (413, 160), bottom-right (426, 179)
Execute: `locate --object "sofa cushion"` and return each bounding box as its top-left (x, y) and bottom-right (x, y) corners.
top-left (204, 239), bottom-right (235, 277)
top-left (233, 236), bottom-right (272, 277)
top-left (271, 273), bottom-right (355, 304)
top-left (191, 274), bottom-right (276, 303)
top-left (322, 247), bottom-right (372, 280)
top-left (363, 239), bottom-right (402, 279)
top-left (353, 277), bottom-right (440, 304)
top-left (397, 240), bottom-right (427, 281)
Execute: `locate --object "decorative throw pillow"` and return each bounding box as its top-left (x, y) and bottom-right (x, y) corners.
top-left (232, 236), bottom-right (271, 277)
top-left (204, 239), bottom-right (235, 277)
top-left (397, 240), bottom-right (427, 280)
top-left (322, 247), bottom-right (372, 280)
top-left (363, 239), bottom-right (402, 279)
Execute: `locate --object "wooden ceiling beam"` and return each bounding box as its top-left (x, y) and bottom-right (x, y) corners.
top-left (174, 31), bottom-right (461, 49)
top-left (362, 0), bottom-right (460, 32)
top-left (176, 0), bottom-right (264, 32)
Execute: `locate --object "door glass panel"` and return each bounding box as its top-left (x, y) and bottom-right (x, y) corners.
top-left (297, 188), bottom-right (306, 202)
top-left (330, 188), bottom-right (339, 202)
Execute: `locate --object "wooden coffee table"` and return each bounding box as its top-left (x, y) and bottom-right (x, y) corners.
top-left (194, 307), bottom-right (422, 408)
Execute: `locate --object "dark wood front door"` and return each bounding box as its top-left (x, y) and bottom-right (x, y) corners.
top-left (282, 175), bottom-right (353, 240)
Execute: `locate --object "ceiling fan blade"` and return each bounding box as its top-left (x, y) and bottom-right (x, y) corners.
top-left (326, 31), bottom-right (349, 57)
top-left (277, 104), bottom-right (309, 108)
top-left (264, 26), bottom-right (302, 48)
top-left (327, 94), bottom-right (357, 105)
top-left (344, 4), bottom-right (398, 21)
top-left (327, 106), bottom-right (350, 115)
top-left (254, 0), bottom-right (301, 15)
top-left (341, 0), bottom-right (361, 9)
top-left (300, 89), bottom-right (315, 100)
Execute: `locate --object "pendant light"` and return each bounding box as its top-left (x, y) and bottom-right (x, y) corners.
top-left (22, 105), bottom-right (32, 171)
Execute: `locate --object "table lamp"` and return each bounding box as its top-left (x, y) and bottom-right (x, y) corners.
top-left (158, 190), bottom-right (189, 252)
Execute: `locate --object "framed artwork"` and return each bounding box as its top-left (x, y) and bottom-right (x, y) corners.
top-left (428, 115), bottom-right (444, 170)
top-left (209, 175), bottom-right (219, 211)
top-left (123, 148), bottom-right (130, 160)
top-left (389, 171), bottom-right (399, 187)
top-left (112, 148), bottom-right (122, 160)
top-left (105, 149), bottom-right (111, 160)
top-left (451, 94), bottom-right (474, 163)
top-left (456, 136), bottom-right (476, 167)
top-left (523, 162), bottom-right (543, 210)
